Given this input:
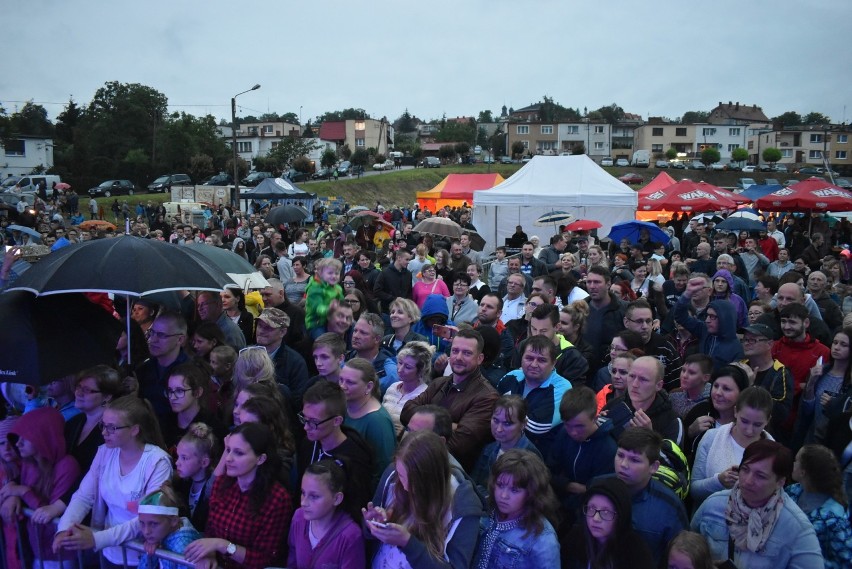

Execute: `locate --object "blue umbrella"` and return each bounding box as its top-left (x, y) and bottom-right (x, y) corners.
top-left (607, 220), bottom-right (670, 245)
top-left (739, 184), bottom-right (782, 202)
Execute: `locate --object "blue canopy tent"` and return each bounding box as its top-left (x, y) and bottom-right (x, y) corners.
top-left (239, 178), bottom-right (317, 221)
top-left (739, 184), bottom-right (783, 202)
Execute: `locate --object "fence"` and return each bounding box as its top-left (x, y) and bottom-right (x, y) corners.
top-left (0, 510), bottom-right (192, 569)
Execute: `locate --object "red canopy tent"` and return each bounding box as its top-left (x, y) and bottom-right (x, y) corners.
top-left (754, 177), bottom-right (852, 212)
top-left (639, 180), bottom-right (739, 213)
top-left (635, 172), bottom-right (678, 221)
top-left (416, 173), bottom-right (505, 211)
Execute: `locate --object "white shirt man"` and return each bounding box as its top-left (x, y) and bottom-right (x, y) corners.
top-left (501, 273), bottom-right (527, 324)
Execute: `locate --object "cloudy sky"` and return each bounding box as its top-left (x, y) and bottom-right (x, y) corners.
top-left (4, 0), bottom-right (851, 126)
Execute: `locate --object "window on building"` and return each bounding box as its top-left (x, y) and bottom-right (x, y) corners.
top-left (566, 126), bottom-right (579, 134)
top-left (355, 121), bottom-right (366, 131)
top-left (3, 139), bottom-right (25, 156)
top-left (836, 151), bottom-right (848, 159)
top-left (748, 141), bottom-right (754, 150)
top-left (652, 128), bottom-right (663, 136)
top-left (541, 125), bottom-right (553, 134)
top-left (271, 142), bottom-right (279, 149)
top-left (702, 128), bottom-right (717, 136)
top-left (808, 150), bottom-right (822, 159)
top-left (263, 125), bottom-right (273, 133)
top-left (781, 149), bottom-right (792, 158)
top-left (728, 128), bottom-right (741, 137)
top-left (651, 144), bottom-right (663, 152)
top-left (355, 138), bottom-right (365, 147)
top-left (810, 134), bottom-right (823, 143)
top-left (727, 144), bottom-right (740, 152)
top-left (594, 142), bottom-right (604, 150)
top-left (517, 125), bottom-right (529, 134)
top-left (594, 126), bottom-right (605, 134)
top-left (237, 142), bottom-right (252, 153)
top-left (248, 127), bottom-right (258, 135)
top-left (675, 128), bottom-right (687, 137)
top-left (837, 134), bottom-right (848, 143)
top-left (538, 141), bottom-right (556, 150)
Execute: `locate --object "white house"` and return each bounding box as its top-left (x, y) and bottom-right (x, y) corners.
top-left (0, 136), bottom-right (54, 178)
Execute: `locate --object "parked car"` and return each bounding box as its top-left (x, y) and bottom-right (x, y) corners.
top-left (615, 158), bottom-right (629, 167)
top-left (241, 171), bottom-right (272, 186)
top-left (795, 167), bottom-right (821, 176)
top-left (727, 164), bottom-right (742, 171)
top-left (372, 159), bottom-right (395, 171)
top-left (1, 177), bottom-right (20, 190)
top-left (690, 160), bottom-right (706, 170)
top-left (496, 156), bottom-right (512, 165)
top-left (759, 164), bottom-right (774, 172)
top-left (337, 161), bottom-right (351, 176)
top-left (482, 156), bottom-right (495, 164)
top-left (0, 192), bottom-right (36, 209)
top-left (710, 163), bottom-right (727, 171)
top-left (201, 174), bottom-right (233, 186)
top-left (600, 157), bottom-right (614, 167)
top-left (670, 162), bottom-right (686, 169)
top-left (738, 178), bottom-right (757, 189)
top-left (147, 174), bottom-right (191, 193)
top-left (655, 160), bottom-right (669, 169)
top-left (312, 168), bottom-right (333, 179)
top-left (772, 164), bottom-right (788, 173)
top-left (618, 173), bottom-right (644, 184)
top-left (835, 178), bottom-right (852, 189)
top-left (783, 179), bottom-right (798, 187)
top-left (280, 169), bottom-right (305, 183)
top-left (764, 178), bottom-right (781, 186)
top-left (88, 180), bottom-right (136, 197)
top-left (741, 165), bottom-right (757, 173)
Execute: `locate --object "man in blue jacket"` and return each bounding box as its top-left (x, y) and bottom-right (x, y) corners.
top-left (673, 277), bottom-right (744, 371)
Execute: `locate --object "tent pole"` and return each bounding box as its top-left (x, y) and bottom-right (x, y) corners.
top-left (126, 296), bottom-right (132, 366)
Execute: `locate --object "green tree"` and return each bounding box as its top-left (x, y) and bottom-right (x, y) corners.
top-left (251, 154), bottom-right (277, 175)
top-left (350, 148), bottom-right (369, 168)
top-left (454, 142), bottom-right (470, 156)
top-left (279, 112), bottom-right (299, 124)
top-left (302, 122), bottom-right (314, 138)
top-left (511, 141), bottom-right (525, 159)
top-left (396, 109), bottom-right (415, 133)
top-left (316, 108), bottom-right (370, 124)
top-left (292, 156), bottom-right (312, 174)
top-left (157, 112), bottom-right (230, 173)
top-left (189, 154), bottom-right (215, 182)
top-left (439, 144), bottom-right (456, 162)
top-left (665, 148), bottom-right (678, 160)
top-left (226, 156), bottom-right (250, 180)
top-left (476, 127), bottom-right (489, 148)
top-left (265, 137), bottom-right (320, 170)
top-left (539, 96), bottom-right (582, 122)
top-left (435, 120), bottom-right (475, 144)
top-left (489, 129), bottom-right (505, 157)
top-left (731, 147), bottom-right (749, 164)
top-left (803, 112), bottom-right (831, 125)
top-left (595, 103), bottom-right (625, 124)
top-left (681, 111), bottom-right (709, 124)
top-left (321, 149), bottom-right (338, 169)
top-left (477, 110), bottom-right (493, 123)
top-left (571, 144), bottom-right (585, 155)
top-left (700, 147), bottom-right (721, 167)
top-left (339, 144), bottom-right (352, 160)
top-left (762, 147), bottom-right (782, 165)
top-left (374, 154), bottom-right (386, 165)
top-left (772, 111), bottom-right (802, 127)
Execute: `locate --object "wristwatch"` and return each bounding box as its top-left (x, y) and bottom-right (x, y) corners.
top-left (225, 542), bottom-right (237, 557)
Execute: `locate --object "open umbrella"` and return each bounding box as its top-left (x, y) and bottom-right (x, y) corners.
top-left (347, 206), bottom-right (369, 216)
top-left (565, 219), bottom-right (602, 232)
top-left (5, 224), bottom-right (41, 242)
top-left (55, 182), bottom-right (71, 191)
top-left (755, 178), bottom-right (852, 212)
top-left (639, 180), bottom-right (739, 212)
top-left (0, 291), bottom-right (122, 385)
top-left (350, 211), bottom-right (393, 231)
top-left (78, 220), bottom-right (117, 232)
top-left (183, 244), bottom-right (270, 290)
top-left (265, 204), bottom-right (310, 226)
top-left (715, 216), bottom-right (765, 232)
top-left (534, 210), bottom-right (573, 227)
top-left (411, 217), bottom-right (486, 251)
top-left (607, 221), bottom-right (670, 245)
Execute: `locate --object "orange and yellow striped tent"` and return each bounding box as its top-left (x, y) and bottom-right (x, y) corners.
top-left (416, 173), bottom-right (505, 211)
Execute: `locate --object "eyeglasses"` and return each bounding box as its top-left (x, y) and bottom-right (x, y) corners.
top-left (625, 317), bottom-right (653, 325)
top-left (98, 422), bottom-right (131, 435)
top-left (164, 387), bottom-right (190, 399)
top-left (147, 330), bottom-right (184, 341)
top-left (297, 413), bottom-right (337, 429)
top-left (345, 299), bottom-right (361, 305)
top-left (75, 385), bottom-right (101, 396)
top-left (343, 281), bottom-right (356, 287)
top-left (583, 505), bottom-right (617, 521)
top-left (741, 337), bottom-right (769, 344)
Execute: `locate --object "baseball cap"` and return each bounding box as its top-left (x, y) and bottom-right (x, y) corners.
top-left (258, 307), bottom-right (289, 329)
top-left (742, 323), bottom-right (776, 340)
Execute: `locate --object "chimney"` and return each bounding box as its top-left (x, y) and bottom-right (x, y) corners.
top-left (735, 102), bottom-right (739, 110)
top-left (728, 101), bottom-right (732, 106)
top-left (719, 102), bottom-right (723, 106)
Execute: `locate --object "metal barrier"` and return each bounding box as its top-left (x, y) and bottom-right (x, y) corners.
top-left (120, 541), bottom-right (194, 569)
top-left (5, 508), bottom-right (85, 569)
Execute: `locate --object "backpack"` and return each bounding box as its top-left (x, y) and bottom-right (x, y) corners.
top-left (653, 439), bottom-right (690, 500)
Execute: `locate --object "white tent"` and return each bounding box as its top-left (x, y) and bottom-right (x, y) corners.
top-left (472, 155), bottom-right (638, 251)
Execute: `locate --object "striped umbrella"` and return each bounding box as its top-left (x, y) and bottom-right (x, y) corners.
top-left (534, 210), bottom-right (573, 227)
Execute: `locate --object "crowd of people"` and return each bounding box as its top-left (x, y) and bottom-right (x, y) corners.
top-left (1, 199), bottom-right (852, 569)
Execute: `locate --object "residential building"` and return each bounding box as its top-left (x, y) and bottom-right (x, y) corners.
top-left (507, 121), bottom-right (557, 156)
top-left (693, 124), bottom-right (749, 164)
top-left (707, 101), bottom-right (770, 126)
top-left (0, 136), bottom-right (54, 177)
top-left (633, 120), bottom-right (697, 161)
top-left (558, 121), bottom-right (611, 159)
top-left (318, 118), bottom-right (393, 156)
top-left (746, 124), bottom-right (851, 170)
top-left (219, 121), bottom-right (300, 169)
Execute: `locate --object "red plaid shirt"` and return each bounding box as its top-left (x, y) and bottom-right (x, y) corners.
top-left (206, 476), bottom-right (293, 569)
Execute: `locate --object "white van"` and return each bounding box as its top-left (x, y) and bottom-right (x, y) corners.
top-left (163, 201), bottom-right (208, 226)
top-left (11, 175), bottom-right (62, 194)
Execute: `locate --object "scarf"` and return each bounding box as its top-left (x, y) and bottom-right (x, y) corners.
top-left (476, 513), bottom-right (522, 569)
top-left (725, 483), bottom-right (784, 553)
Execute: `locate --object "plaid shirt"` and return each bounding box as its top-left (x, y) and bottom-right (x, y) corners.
top-left (206, 476), bottom-right (293, 569)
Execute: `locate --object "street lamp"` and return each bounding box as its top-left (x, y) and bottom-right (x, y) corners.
top-left (231, 83), bottom-right (261, 208)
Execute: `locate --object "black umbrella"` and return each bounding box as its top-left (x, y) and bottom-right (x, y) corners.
top-left (7, 235), bottom-right (232, 297)
top-left (265, 204), bottom-right (310, 226)
top-left (0, 292), bottom-right (122, 386)
top-left (183, 244), bottom-right (270, 290)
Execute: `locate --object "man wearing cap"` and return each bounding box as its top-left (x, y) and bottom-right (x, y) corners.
top-left (740, 323), bottom-right (794, 440)
top-left (255, 307), bottom-right (310, 410)
top-left (196, 291), bottom-right (246, 350)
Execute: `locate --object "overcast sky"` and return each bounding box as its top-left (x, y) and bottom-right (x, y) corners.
top-left (4, 0), bottom-right (851, 126)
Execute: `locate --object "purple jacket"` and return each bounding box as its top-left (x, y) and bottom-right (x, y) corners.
top-left (287, 508), bottom-right (365, 569)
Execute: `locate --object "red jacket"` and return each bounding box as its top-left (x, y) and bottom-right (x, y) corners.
top-left (759, 236), bottom-right (779, 262)
top-left (772, 334), bottom-right (830, 396)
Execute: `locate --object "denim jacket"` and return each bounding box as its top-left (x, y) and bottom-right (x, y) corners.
top-left (473, 514), bottom-right (559, 569)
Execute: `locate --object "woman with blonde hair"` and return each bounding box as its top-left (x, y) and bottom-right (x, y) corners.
top-left (232, 346), bottom-right (276, 392)
top-left (383, 341), bottom-right (432, 437)
top-left (382, 298), bottom-right (427, 354)
top-left (586, 244), bottom-right (609, 270)
top-left (364, 431), bottom-right (483, 569)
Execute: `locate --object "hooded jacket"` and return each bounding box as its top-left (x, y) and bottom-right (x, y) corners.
top-left (547, 419), bottom-right (617, 513)
top-left (412, 293), bottom-right (455, 353)
top-left (674, 296), bottom-right (744, 372)
top-left (711, 269), bottom-right (748, 329)
top-left (12, 407), bottom-right (81, 562)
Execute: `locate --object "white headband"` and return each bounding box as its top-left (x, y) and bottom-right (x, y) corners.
top-left (138, 505), bottom-right (178, 516)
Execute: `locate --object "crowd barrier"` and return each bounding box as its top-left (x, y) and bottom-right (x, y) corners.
top-left (0, 510), bottom-right (192, 569)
